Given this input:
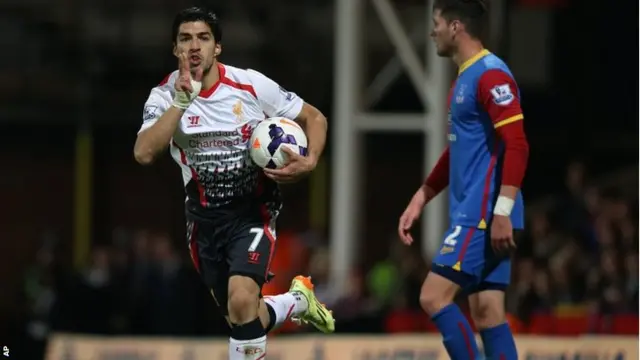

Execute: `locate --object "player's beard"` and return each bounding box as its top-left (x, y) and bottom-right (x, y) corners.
top-left (190, 61), bottom-right (214, 77)
top-left (202, 61), bottom-right (214, 75)
top-left (436, 43), bottom-right (454, 57)
top-left (436, 34), bottom-right (456, 57)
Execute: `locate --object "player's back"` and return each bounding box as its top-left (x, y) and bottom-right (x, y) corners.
top-left (447, 50), bottom-right (524, 230)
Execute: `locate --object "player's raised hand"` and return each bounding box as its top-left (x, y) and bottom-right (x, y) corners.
top-left (263, 146), bottom-right (316, 184)
top-left (172, 52), bottom-right (203, 110)
top-left (490, 215), bottom-right (516, 254)
top-left (398, 189), bottom-right (428, 245)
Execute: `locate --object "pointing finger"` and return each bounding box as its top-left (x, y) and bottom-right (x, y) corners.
top-left (179, 52), bottom-right (190, 76)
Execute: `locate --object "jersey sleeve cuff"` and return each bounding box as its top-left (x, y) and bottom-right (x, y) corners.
top-left (282, 99), bottom-right (304, 120)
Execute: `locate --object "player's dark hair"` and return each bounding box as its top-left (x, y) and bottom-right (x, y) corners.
top-left (172, 6), bottom-right (222, 43)
top-left (433, 0), bottom-right (487, 40)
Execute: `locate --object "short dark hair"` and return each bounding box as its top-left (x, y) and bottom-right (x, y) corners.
top-left (433, 0), bottom-right (487, 39)
top-left (172, 6), bottom-right (222, 43)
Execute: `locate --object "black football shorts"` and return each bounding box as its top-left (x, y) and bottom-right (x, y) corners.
top-left (185, 204), bottom-right (277, 315)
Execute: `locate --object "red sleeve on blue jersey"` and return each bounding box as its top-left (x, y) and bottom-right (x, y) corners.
top-left (423, 83), bottom-right (455, 196)
top-left (477, 69), bottom-right (529, 188)
top-left (424, 146), bottom-right (450, 195)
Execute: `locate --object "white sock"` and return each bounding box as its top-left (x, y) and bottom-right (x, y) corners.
top-left (229, 336), bottom-right (267, 360)
top-left (264, 291), bottom-right (309, 326)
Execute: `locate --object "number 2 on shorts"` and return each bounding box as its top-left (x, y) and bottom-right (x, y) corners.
top-left (444, 225), bottom-right (462, 246)
top-left (248, 227), bottom-right (264, 252)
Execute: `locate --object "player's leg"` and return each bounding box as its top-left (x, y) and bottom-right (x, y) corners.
top-left (259, 281), bottom-right (308, 330)
top-left (425, 225), bottom-right (484, 360)
top-left (284, 275), bottom-right (335, 333)
top-left (469, 259), bottom-right (517, 360)
top-left (227, 274), bottom-right (267, 360)
top-left (225, 219), bottom-right (306, 359)
top-left (259, 275), bottom-right (334, 333)
top-left (419, 272), bottom-right (479, 360)
top-left (225, 221), bottom-right (270, 360)
top-left (186, 218), bottom-right (234, 326)
top-left (229, 219), bottom-right (334, 334)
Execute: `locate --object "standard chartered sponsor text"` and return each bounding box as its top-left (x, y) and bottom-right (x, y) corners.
top-left (189, 138), bottom-right (244, 148)
top-left (193, 131), bottom-right (238, 138)
top-left (188, 130), bottom-right (247, 148)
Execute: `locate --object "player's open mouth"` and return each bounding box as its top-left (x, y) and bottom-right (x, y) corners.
top-left (190, 55), bottom-right (201, 65)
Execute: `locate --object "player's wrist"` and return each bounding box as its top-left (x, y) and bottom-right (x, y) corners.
top-left (306, 152), bottom-right (319, 167)
top-left (422, 183), bottom-right (440, 200)
top-left (413, 185), bottom-right (430, 207)
top-left (169, 104), bottom-right (188, 112)
top-left (172, 80), bottom-right (202, 110)
top-left (493, 195), bottom-right (515, 216)
top-left (172, 96), bottom-right (191, 110)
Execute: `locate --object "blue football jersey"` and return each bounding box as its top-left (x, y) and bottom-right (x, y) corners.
top-left (447, 50), bottom-right (525, 230)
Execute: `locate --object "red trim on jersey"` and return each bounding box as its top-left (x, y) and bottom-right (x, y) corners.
top-left (477, 70), bottom-right (523, 123)
top-left (199, 63), bottom-right (257, 99)
top-left (424, 147), bottom-right (450, 195)
top-left (477, 143), bottom-right (500, 225)
top-left (255, 174), bottom-right (276, 281)
top-left (172, 141), bottom-right (207, 207)
top-left (158, 73), bottom-right (171, 86)
top-left (188, 222), bottom-right (201, 273)
top-left (495, 122), bottom-right (529, 187)
top-left (220, 77), bottom-right (257, 98)
top-left (423, 83), bottom-right (455, 194)
top-left (477, 69), bottom-right (529, 188)
top-left (199, 63), bottom-right (225, 97)
top-left (456, 227), bottom-right (477, 263)
top-left (260, 205), bottom-right (276, 280)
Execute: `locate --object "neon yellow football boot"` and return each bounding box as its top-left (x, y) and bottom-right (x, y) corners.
top-left (288, 275), bottom-right (335, 333)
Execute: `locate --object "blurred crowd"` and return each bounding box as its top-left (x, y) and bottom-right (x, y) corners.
top-left (11, 162), bottom-right (638, 358)
top-left (507, 162), bottom-right (638, 321)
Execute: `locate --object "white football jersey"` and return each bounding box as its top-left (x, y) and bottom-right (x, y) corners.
top-left (139, 63), bottom-right (304, 212)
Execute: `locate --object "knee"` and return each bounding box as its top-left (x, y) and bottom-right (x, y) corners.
top-left (228, 281), bottom-right (260, 323)
top-left (419, 291), bottom-right (452, 316)
top-left (419, 275), bottom-right (458, 316)
top-left (470, 300), bottom-right (505, 330)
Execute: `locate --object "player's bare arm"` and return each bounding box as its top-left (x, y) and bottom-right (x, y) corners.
top-left (294, 102), bottom-right (327, 165)
top-left (134, 52), bottom-right (203, 165)
top-left (479, 69), bottom-right (529, 253)
top-left (134, 107), bottom-right (185, 165)
top-left (398, 146), bottom-right (450, 245)
top-left (263, 103), bottom-right (327, 183)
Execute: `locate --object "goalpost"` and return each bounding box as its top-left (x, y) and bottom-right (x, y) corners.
top-left (329, 0), bottom-right (450, 296)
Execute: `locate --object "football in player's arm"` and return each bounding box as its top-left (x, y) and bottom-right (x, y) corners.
top-left (251, 73), bottom-right (327, 184)
top-left (134, 50), bottom-right (327, 186)
top-left (133, 7), bottom-right (333, 360)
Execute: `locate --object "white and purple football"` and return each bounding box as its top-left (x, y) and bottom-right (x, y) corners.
top-left (249, 117), bottom-right (308, 169)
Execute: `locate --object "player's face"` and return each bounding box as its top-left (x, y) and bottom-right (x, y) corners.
top-left (173, 21), bottom-right (221, 75)
top-left (430, 10), bottom-right (455, 57)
